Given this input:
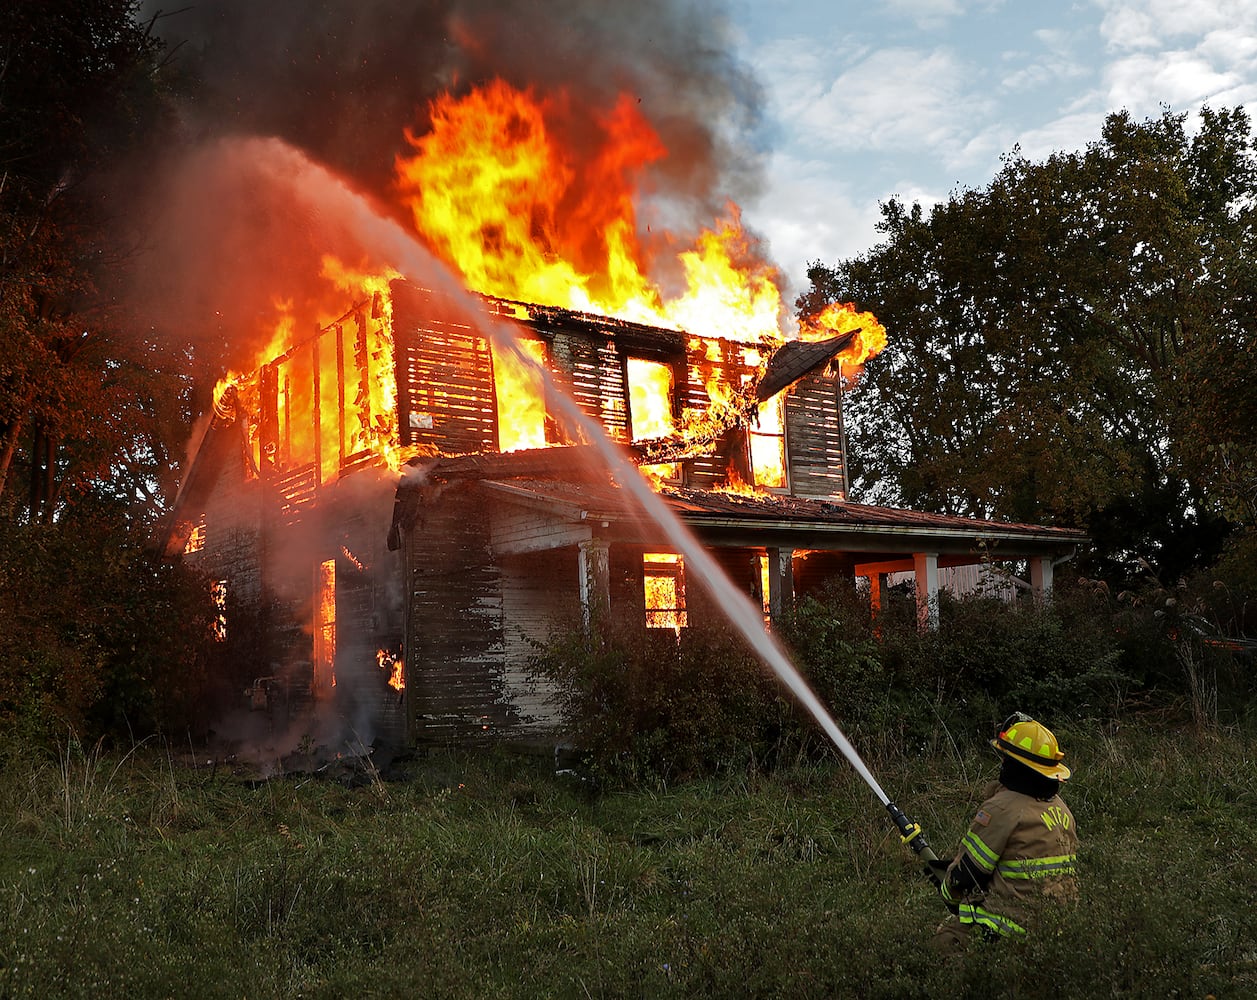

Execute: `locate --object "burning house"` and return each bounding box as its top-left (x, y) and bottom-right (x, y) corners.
top-left (162, 272), bottom-right (1084, 748)
top-left (144, 51), bottom-right (1083, 750)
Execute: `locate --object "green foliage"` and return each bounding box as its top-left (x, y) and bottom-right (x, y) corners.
top-left (0, 503), bottom-right (217, 749)
top-left (776, 582), bottom-right (1135, 760)
top-left (531, 581), bottom-right (1170, 783)
top-left (802, 106), bottom-right (1256, 585)
top-left (0, 0), bottom-right (188, 522)
top-left (0, 733), bottom-right (1254, 998)
top-left (531, 622), bottom-right (793, 783)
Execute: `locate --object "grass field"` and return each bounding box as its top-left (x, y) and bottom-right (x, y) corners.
top-left (1, 725), bottom-right (1254, 998)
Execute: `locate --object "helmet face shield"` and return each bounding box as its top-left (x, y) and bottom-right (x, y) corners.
top-left (991, 717), bottom-right (1071, 780)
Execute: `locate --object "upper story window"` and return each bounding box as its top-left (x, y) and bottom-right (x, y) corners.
top-left (748, 395), bottom-right (787, 489)
top-left (493, 337), bottom-right (549, 452)
top-left (627, 356), bottom-right (680, 482)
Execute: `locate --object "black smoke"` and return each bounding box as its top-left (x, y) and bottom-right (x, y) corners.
top-left (143, 0), bottom-right (765, 216)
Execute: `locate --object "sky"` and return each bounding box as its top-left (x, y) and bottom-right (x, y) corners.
top-left (725, 0), bottom-right (1257, 292)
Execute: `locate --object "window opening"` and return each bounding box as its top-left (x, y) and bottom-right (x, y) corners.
top-left (628, 357), bottom-right (679, 481)
top-left (643, 552), bottom-right (687, 632)
top-left (749, 395), bottom-right (787, 489)
top-left (314, 559), bottom-right (337, 695)
top-left (493, 338), bottom-right (548, 451)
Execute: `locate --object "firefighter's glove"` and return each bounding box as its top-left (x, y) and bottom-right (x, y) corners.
top-left (924, 859), bottom-right (949, 888)
top-left (938, 877), bottom-right (960, 915)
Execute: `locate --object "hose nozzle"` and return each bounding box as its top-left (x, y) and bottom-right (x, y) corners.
top-left (886, 800), bottom-right (949, 889)
top-left (885, 801), bottom-right (934, 856)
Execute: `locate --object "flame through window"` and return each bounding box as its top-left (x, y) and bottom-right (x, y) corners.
top-left (315, 559), bottom-right (336, 693)
top-left (493, 337), bottom-right (548, 451)
top-left (643, 552), bottom-right (687, 632)
top-left (211, 579), bottom-right (228, 642)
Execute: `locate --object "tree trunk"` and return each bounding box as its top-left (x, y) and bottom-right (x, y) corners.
top-left (0, 415), bottom-right (22, 504)
top-left (28, 421), bottom-right (57, 523)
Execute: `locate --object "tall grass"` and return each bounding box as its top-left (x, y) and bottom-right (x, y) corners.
top-left (1, 730), bottom-right (1254, 998)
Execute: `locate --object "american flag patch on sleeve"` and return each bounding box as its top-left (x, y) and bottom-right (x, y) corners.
top-left (974, 809), bottom-right (992, 827)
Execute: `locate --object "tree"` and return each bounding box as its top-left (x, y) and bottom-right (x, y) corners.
top-left (0, 0), bottom-right (186, 524)
top-left (802, 107), bottom-right (1256, 584)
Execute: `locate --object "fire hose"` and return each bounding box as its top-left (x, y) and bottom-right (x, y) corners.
top-left (885, 801), bottom-right (950, 887)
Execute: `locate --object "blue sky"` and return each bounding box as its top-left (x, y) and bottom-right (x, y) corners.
top-left (725, 0), bottom-right (1257, 293)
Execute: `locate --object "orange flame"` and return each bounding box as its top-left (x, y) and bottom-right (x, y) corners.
top-left (643, 553), bottom-right (686, 632)
top-left (396, 79), bottom-right (783, 343)
top-left (211, 257), bottom-right (404, 478)
top-left (377, 649), bottom-right (404, 691)
top-left (799, 301), bottom-right (888, 379)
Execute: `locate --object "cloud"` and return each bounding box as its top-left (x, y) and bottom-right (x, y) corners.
top-left (1105, 51), bottom-right (1243, 110)
top-left (1090, 0), bottom-right (1257, 116)
top-left (742, 151), bottom-right (884, 290)
top-left (881, 0), bottom-right (965, 30)
top-left (791, 47), bottom-right (995, 165)
top-left (1096, 0), bottom-right (1257, 51)
top-left (1013, 110), bottom-right (1110, 161)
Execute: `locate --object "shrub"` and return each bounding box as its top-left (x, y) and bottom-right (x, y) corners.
top-left (532, 570), bottom-right (1255, 784)
top-left (779, 579), bottom-right (1132, 756)
top-left (530, 620), bottom-right (793, 783)
top-left (0, 506), bottom-right (218, 749)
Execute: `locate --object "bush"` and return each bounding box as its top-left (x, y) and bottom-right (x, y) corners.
top-left (778, 580), bottom-right (1133, 757)
top-left (534, 576), bottom-right (1164, 783)
top-left (0, 506), bottom-right (218, 749)
top-left (530, 620), bottom-right (794, 783)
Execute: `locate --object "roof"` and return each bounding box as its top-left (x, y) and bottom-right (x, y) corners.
top-left (482, 477), bottom-right (1081, 539)
top-left (756, 335), bottom-right (855, 401)
top-left (389, 448), bottom-right (1086, 562)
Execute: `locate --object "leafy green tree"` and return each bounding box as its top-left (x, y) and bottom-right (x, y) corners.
top-left (0, 496), bottom-right (217, 743)
top-left (0, 0), bottom-right (185, 524)
top-left (803, 107), bottom-right (1256, 584)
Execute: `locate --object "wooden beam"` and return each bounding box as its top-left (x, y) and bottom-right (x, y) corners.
top-left (767, 546), bottom-right (794, 619)
top-left (579, 538), bottom-right (610, 627)
top-left (1030, 556), bottom-right (1054, 603)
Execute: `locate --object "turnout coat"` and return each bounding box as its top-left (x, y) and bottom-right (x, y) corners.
top-left (940, 781), bottom-right (1079, 937)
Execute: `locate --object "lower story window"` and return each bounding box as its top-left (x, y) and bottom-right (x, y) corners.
top-left (210, 579), bottom-right (228, 641)
top-left (643, 553), bottom-right (687, 632)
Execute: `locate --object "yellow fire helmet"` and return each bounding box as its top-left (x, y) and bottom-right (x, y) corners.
top-left (991, 717), bottom-right (1071, 780)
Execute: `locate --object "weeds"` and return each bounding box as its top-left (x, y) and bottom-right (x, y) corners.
top-left (2, 733), bottom-right (1253, 997)
top-left (55, 729), bottom-right (151, 837)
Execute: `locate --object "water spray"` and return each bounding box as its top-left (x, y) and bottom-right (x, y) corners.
top-left (292, 155), bottom-right (945, 885)
top-left (481, 302), bottom-right (947, 886)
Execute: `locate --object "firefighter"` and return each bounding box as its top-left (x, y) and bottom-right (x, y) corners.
top-left (932, 713), bottom-right (1079, 951)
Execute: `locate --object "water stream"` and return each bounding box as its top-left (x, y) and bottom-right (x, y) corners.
top-left (293, 148), bottom-right (892, 806)
top-left (483, 311), bottom-right (893, 807)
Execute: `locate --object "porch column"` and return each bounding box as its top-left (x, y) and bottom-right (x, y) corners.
top-left (914, 551), bottom-right (939, 630)
top-left (868, 572), bottom-right (888, 617)
top-left (766, 547), bottom-right (794, 620)
top-left (578, 538), bottom-right (610, 627)
top-left (1030, 555), bottom-right (1054, 603)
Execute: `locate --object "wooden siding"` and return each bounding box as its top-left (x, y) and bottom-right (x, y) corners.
top-left (498, 549), bottom-right (579, 734)
top-left (785, 373), bottom-right (846, 500)
top-left (401, 482), bottom-right (511, 742)
top-left (393, 284), bottom-right (497, 455)
top-left (274, 463), bottom-right (319, 526)
top-left (490, 502), bottom-right (593, 556)
top-left (793, 551), bottom-right (856, 598)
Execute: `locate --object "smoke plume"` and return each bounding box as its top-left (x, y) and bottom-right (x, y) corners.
top-left (130, 0), bottom-right (767, 367)
top-left (144, 0), bottom-right (764, 211)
